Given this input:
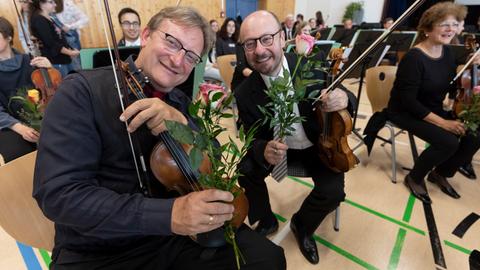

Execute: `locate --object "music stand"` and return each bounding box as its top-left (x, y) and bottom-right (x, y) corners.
top-left (384, 31), bottom-right (417, 52)
top-left (314, 40), bottom-right (335, 56)
top-left (343, 30), bottom-right (386, 78)
top-left (331, 28), bottom-right (357, 46)
top-left (319, 27), bottom-right (335, 40)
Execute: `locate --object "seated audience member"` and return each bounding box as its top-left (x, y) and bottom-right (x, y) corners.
top-left (0, 17), bottom-right (51, 162)
top-left (118, 7), bottom-right (141, 47)
top-left (292, 13), bottom-right (304, 35)
top-left (33, 6), bottom-right (286, 270)
top-left (308, 18), bottom-right (317, 32)
top-left (215, 17), bottom-right (238, 57)
top-left (282, 14), bottom-right (295, 41)
top-left (204, 19), bottom-right (223, 82)
top-left (315, 11), bottom-right (326, 30)
top-left (386, 2), bottom-right (480, 203)
top-left (236, 10), bottom-right (350, 265)
top-left (29, 0), bottom-right (78, 77)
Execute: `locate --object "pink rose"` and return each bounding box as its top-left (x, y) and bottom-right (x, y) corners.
top-left (199, 83), bottom-right (227, 109)
top-left (473, 86), bottom-right (480, 95)
top-left (295, 34), bottom-right (315, 56)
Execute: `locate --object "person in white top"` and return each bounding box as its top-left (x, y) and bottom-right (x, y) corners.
top-left (117, 7), bottom-right (141, 47)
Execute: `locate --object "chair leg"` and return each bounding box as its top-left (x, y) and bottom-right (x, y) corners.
top-left (333, 207), bottom-right (340, 231)
top-left (271, 220), bottom-right (291, 245)
top-left (386, 123), bottom-right (397, 183)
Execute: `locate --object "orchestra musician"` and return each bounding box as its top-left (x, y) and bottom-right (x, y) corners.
top-left (386, 2), bottom-right (480, 203)
top-left (235, 10), bottom-right (352, 265)
top-left (33, 6), bottom-right (285, 270)
top-left (0, 17), bottom-right (51, 163)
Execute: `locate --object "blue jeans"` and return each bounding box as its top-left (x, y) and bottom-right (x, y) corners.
top-left (65, 30), bottom-right (82, 70)
top-left (53, 63), bottom-right (75, 78)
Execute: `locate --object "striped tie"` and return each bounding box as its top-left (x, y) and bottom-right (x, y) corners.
top-left (271, 125), bottom-right (288, 182)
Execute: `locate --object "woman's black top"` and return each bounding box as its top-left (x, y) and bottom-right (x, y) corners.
top-left (30, 14), bottom-right (71, 65)
top-left (387, 46), bottom-right (457, 119)
top-left (215, 36), bottom-right (236, 57)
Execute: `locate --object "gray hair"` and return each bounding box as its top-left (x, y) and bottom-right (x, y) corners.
top-left (146, 6), bottom-right (213, 56)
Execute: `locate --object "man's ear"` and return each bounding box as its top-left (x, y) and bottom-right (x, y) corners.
top-left (279, 30), bottom-right (286, 48)
top-left (140, 27), bottom-right (151, 47)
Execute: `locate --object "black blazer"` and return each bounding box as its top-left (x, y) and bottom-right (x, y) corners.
top-left (235, 53), bottom-right (324, 172)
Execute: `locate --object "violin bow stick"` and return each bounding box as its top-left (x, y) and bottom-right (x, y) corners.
top-left (450, 48), bottom-right (480, 84)
top-left (97, 0), bottom-right (152, 196)
top-left (312, 0), bottom-right (427, 104)
top-left (12, 0), bottom-right (33, 56)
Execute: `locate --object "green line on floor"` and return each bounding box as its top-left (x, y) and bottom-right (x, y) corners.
top-left (39, 249), bottom-right (51, 268)
top-left (444, 240), bottom-right (472, 255)
top-left (388, 194), bottom-right (417, 270)
top-left (273, 212), bottom-right (379, 270)
top-left (387, 228), bottom-right (407, 270)
top-left (287, 176), bottom-right (426, 235)
top-left (313, 235), bottom-right (380, 270)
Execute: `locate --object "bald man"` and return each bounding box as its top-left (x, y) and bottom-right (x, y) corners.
top-left (235, 10), bottom-right (350, 265)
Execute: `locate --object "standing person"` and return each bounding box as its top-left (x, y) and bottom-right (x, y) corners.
top-left (282, 14), bottom-right (295, 41)
top-left (386, 2), bottom-right (480, 203)
top-left (0, 17), bottom-right (51, 162)
top-left (117, 7), bottom-right (141, 47)
top-left (215, 17), bottom-right (238, 57)
top-left (16, 0), bottom-right (33, 53)
top-left (315, 11), bottom-right (326, 30)
top-left (55, 0), bottom-right (89, 70)
top-left (33, 6), bottom-right (285, 270)
top-left (29, 0), bottom-right (78, 77)
top-left (235, 10), bottom-right (349, 265)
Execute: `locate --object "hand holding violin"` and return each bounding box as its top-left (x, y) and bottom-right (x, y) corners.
top-left (264, 140), bottom-right (288, 165)
top-left (30, 56), bottom-right (52, 69)
top-left (171, 189), bottom-right (235, 235)
top-left (120, 98), bottom-right (188, 135)
top-left (319, 88), bottom-right (348, 112)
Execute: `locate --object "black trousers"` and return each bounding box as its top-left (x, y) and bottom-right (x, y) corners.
top-left (238, 146), bottom-right (345, 236)
top-left (0, 129), bottom-right (36, 163)
top-left (389, 112), bottom-right (480, 181)
top-left (50, 225), bottom-right (285, 270)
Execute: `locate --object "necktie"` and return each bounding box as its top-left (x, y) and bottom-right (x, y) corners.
top-left (271, 124), bottom-right (288, 182)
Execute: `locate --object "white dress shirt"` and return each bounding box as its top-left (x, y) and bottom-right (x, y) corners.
top-left (260, 56), bottom-right (314, 150)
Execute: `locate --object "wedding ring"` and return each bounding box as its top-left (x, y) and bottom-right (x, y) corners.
top-left (208, 215), bottom-right (214, 225)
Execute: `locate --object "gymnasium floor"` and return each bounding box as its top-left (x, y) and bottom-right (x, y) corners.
top-left (0, 78), bottom-right (479, 269)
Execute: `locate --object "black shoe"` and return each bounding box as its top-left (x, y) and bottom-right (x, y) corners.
top-left (427, 170), bottom-right (461, 199)
top-left (458, 163), bottom-right (477, 180)
top-left (254, 216), bottom-right (279, 237)
top-left (404, 174), bottom-right (432, 204)
top-left (290, 214), bottom-right (319, 264)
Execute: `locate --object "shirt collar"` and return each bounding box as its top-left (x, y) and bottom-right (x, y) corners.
top-left (260, 55), bottom-right (290, 88)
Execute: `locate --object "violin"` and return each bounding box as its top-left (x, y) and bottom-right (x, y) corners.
top-left (454, 34), bottom-right (479, 117)
top-left (315, 48), bottom-right (358, 172)
top-left (12, 0), bottom-right (61, 106)
top-left (120, 61), bottom-right (248, 248)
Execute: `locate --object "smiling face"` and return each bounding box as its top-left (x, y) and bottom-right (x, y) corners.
top-left (120, 12), bottom-right (141, 42)
top-left (40, 0), bottom-right (56, 14)
top-left (425, 15), bottom-right (458, 45)
top-left (135, 19), bottom-right (204, 93)
top-left (241, 11), bottom-right (285, 76)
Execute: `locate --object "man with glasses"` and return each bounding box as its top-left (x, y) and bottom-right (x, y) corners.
top-left (235, 10), bottom-right (350, 265)
top-left (118, 7), bottom-right (141, 47)
top-left (34, 6), bottom-right (285, 270)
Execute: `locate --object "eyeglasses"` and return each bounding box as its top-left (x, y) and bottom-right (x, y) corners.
top-left (121, 21), bottom-right (140, 29)
top-left (45, 0), bottom-right (55, 4)
top-left (436, 22), bottom-right (459, 29)
top-left (155, 30), bottom-right (202, 66)
top-left (241, 29), bottom-right (282, 52)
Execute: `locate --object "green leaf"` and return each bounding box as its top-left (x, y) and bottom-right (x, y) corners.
top-left (189, 146), bottom-right (203, 171)
top-left (165, 120), bottom-right (195, 145)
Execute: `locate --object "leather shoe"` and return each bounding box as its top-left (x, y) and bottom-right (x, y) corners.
top-left (254, 216), bottom-right (279, 237)
top-left (458, 163), bottom-right (477, 180)
top-left (427, 170), bottom-right (460, 199)
top-left (290, 214), bottom-right (319, 264)
top-left (404, 174), bottom-right (432, 204)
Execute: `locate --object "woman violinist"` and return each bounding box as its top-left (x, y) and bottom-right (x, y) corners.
top-left (0, 17), bottom-right (51, 163)
top-left (33, 6), bottom-right (285, 270)
top-left (386, 2), bottom-right (480, 204)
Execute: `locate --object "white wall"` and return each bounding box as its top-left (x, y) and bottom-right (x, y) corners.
top-left (294, 0), bottom-right (385, 26)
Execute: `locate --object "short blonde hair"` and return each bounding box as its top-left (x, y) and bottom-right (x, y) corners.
top-left (146, 6), bottom-right (213, 56)
top-left (416, 2), bottom-right (467, 43)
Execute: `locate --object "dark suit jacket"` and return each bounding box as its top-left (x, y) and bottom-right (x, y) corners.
top-left (235, 53), bottom-right (356, 176)
top-left (235, 53), bottom-right (325, 175)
